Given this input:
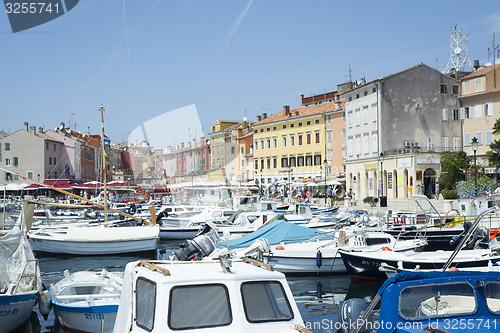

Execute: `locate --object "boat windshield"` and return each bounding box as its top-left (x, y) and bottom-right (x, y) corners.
top-left (168, 284), bottom-right (232, 330)
top-left (398, 281), bottom-right (477, 320)
top-left (241, 281), bottom-right (293, 323)
top-left (485, 281), bottom-right (500, 313)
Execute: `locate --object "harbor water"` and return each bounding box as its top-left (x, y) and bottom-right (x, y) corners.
top-left (17, 239), bottom-right (383, 333)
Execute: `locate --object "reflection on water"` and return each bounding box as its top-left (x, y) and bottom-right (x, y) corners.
top-left (13, 241), bottom-right (384, 333)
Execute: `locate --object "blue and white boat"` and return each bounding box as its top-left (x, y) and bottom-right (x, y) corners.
top-left (49, 269), bottom-right (123, 333)
top-left (339, 270), bottom-right (500, 333)
top-left (0, 221), bottom-right (44, 333)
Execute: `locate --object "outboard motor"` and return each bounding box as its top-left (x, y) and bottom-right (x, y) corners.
top-left (174, 235), bottom-right (216, 261)
top-left (450, 221), bottom-right (474, 247)
top-left (337, 298), bottom-right (372, 333)
top-left (156, 207), bottom-right (169, 222)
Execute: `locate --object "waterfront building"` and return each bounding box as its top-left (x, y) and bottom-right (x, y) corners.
top-left (0, 122), bottom-right (65, 184)
top-left (208, 120), bottom-right (241, 183)
top-left (460, 62), bottom-right (500, 173)
top-left (251, 103), bottom-right (331, 188)
top-left (234, 120), bottom-right (254, 182)
top-left (341, 63), bottom-right (460, 200)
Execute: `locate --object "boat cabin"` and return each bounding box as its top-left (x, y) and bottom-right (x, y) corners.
top-left (113, 259), bottom-right (307, 333)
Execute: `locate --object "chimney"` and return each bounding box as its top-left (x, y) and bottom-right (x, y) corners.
top-left (283, 105), bottom-right (290, 115)
top-left (39, 127), bottom-right (44, 133)
top-left (24, 122), bottom-right (29, 130)
top-left (257, 115), bottom-right (262, 121)
top-left (181, 142), bottom-right (185, 149)
top-left (30, 126), bottom-right (36, 134)
top-left (295, 110), bottom-right (299, 116)
top-left (474, 60), bottom-right (480, 71)
top-left (262, 113), bottom-right (267, 119)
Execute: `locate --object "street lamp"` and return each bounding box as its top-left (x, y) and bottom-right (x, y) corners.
top-left (379, 152), bottom-right (385, 197)
top-left (323, 159), bottom-right (328, 205)
top-left (471, 137), bottom-right (479, 197)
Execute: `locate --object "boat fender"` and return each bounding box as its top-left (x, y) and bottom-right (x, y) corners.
top-left (338, 298), bottom-right (372, 333)
top-left (316, 250), bottom-right (322, 268)
top-left (38, 289), bottom-right (51, 320)
top-left (382, 247), bottom-right (392, 251)
top-left (448, 267), bottom-right (459, 271)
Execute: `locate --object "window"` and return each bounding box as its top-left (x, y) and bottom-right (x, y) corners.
top-left (363, 106), bottom-right (368, 123)
top-left (281, 156), bottom-right (288, 168)
top-left (260, 128), bottom-right (264, 132)
top-left (241, 147), bottom-right (244, 154)
top-left (49, 157), bottom-right (52, 165)
top-left (486, 281), bottom-right (500, 313)
top-left (327, 115), bottom-right (332, 124)
top-left (241, 281), bottom-right (293, 323)
top-left (46, 142), bottom-right (49, 150)
top-left (53, 143), bottom-right (56, 151)
top-left (315, 119), bottom-right (320, 124)
top-left (305, 155), bottom-right (312, 166)
top-left (399, 282), bottom-right (476, 320)
top-left (314, 154), bottom-right (321, 166)
top-left (453, 137), bottom-right (461, 151)
top-left (475, 131), bottom-right (483, 145)
top-left (347, 137), bottom-right (353, 157)
top-left (231, 146), bottom-right (235, 154)
top-left (463, 80), bottom-right (471, 94)
top-left (260, 139), bottom-right (264, 150)
top-left (475, 104), bottom-right (483, 118)
top-left (282, 135), bottom-right (287, 148)
top-left (169, 284), bottom-right (231, 330)
top-left (13, 157), bottom-right (18, 166)
top-left (306, 120), bottom-right (311, 126)
top-left (136, 278), bottom-right (156, 331)
top-left (4, 143), bottom-right (10, 151)
top-left (272, 126), bottom-right (277, 131)
top-left (461, 107), bottom-right (471, 119)
top-left (464, 132), bottom-right (471, 146)
top-left (315, 131), bottom-right (320, 144)
top-left (347, 111), bottom-right (353, 127)
top-left (453, 109), bottom-right (460, 121)
top-left (442, 137), bottom-right (449, 151)
top-left (297, 155), bottom-right (304, 167)
top-left (290, 123), bottom-right (295, 128)
top-left (327, 149), bottom-right (332, 160)
top-left (442, 108), bottom-right (448, 121)
top-left (371, 104), bottom-right (377, 122)
top-left (272, 137), bottom-right (277, 149)
top-left (254, 140), bottom-right (258, 151)
top-left (372, 132), bottom-right (378, 153)
top-left (364, 90), bottom-right (368, 96)
top-left (5, 173), bottom-right (12, 181)
top-left (266, 138), bottom-right (271, 150)
top-left (487, 131), bottom-right (494, 145)
top-left (485, 102), bottom-right (493, 117)
top-left (5, 158), bottom-right (11, 166)
top-left (452, 84), bottom-right (459, 95)
top-left (298, 122), bottom-right (303, 127)
top-left (260, 159), bottom-right (264, 170)
top-left (440, 84), bottom-right (447, 94)
top-left (282, 124), bottom-right (287, 129)
top-left (28, 171), bottom-right (33, 179)
top-left (289, 156), bottom-right (296, 167)
top-left (290, 134), bottom-right (295, 147)
top-left (266, 127), bottom-right (270, 132)
top-left (273, 156), bottom-right (277, 169)
top-left (342, 113), bottom-right (346, 122)
top-left (266, 157), bottom-right (271, 169)
top-left (355, 135), bottom-right (361, 155)
top-left (342, 148), bottom-right (347, 158)
top-left (327, 130), bottom-right (332, 141)
top-left (355, 109), bottom-right (360, 126)
top-left (306, 132), bottom-right (311, 145)
top-left (342, 128), bottom-right (346, 140)
top-left (427, 137), bottom-right (435, 151)
top-left (363, 134), bottom-right (369, 154)
top-left (254, 159), bottom-right (259, 170)
top-left (298, 133), bottom-right (303, 146)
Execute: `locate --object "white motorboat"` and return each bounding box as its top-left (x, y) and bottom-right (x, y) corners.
top-left (113, 259), bottom-right (309, 333)
top-left (50, 269), bottom-right (123, 333)
top-left (263, 229), bottom-right (428, 274)
top-left (0, 217), bottom-right (45, 333)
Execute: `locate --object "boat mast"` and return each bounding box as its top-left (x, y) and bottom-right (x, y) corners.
top-left (100, 105), bottom-right (108, 223)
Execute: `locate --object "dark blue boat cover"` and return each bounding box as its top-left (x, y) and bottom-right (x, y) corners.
top-left (379, 270), bottom-right (500, 296)
top-left (215, 220), bottom-right (331, 249)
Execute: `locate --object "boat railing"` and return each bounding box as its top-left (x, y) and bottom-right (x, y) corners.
top-left (14, 259), bottom-right (38, 293)
top-left (54, 293), bottom-right (120, 301)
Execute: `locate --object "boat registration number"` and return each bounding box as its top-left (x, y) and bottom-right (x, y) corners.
top-left (0, 309), bottom-right (19, 316)
top-left (85, 313), bottom-right (104, 320)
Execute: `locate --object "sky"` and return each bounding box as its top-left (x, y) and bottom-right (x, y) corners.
top-left (1, 0), bottom-right (500, 149)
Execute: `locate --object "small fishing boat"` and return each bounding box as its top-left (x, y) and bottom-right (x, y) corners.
top-left (50, 269), bottom-right (123, 333)
top-left (113, 258), bottom-right (310, 333)
top-left (0, 213), bottom-right (46, 333)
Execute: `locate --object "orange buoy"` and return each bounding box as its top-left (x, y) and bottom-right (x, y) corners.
top-left (382, 247), bottom-right (392, 251)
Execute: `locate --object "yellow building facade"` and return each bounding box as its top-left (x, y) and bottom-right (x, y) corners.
top-left (252, 104), bottom-right (333, 186)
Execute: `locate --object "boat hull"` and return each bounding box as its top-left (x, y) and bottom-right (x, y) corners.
top-left (29, 236), bottom-right (157, 256)
top-left (264, 254), bottom-right (346, 274)
top-left (340, 250), bottom-right (500, 279)
top-left (0, 291), bottom-right (38, 333)
top-left (53, 303), bottom-right (118, 333)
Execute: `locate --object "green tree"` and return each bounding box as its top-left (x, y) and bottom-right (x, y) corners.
top-left (487, 140), bottom-right (500, 181)
top-left (439, 151), bottom-right (470, 191)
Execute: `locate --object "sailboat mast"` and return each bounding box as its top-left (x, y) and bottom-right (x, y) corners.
top-left (100, 105), bottom-right (108, 223)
